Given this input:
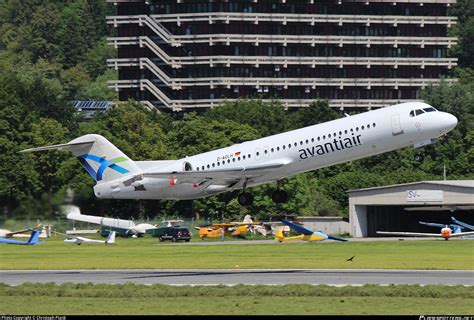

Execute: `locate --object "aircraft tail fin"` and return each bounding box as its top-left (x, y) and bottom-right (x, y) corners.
top-left (274, 227), bottom-right (285, 242)
top-left (21, 134), bottom-right (141, 184)
top-left (27, 230), bottom-right (40, 245)
top-left (106, 231), bottom-right (116, 244)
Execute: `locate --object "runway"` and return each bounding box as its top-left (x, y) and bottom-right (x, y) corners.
top-left (1, 269), bottom-right (472, 286)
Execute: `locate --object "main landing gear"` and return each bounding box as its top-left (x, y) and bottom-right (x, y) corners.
top-left (237, 192), bottom-right (254, 206)
top-left (271, 189), bottom-right (288, 204)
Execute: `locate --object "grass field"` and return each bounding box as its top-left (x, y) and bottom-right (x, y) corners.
top-left (0, 236), bottom-right (473, 270)
top-left (1, 283), bottom-right (473, 315)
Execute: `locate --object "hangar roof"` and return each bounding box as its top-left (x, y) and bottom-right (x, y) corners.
top-left (348, 180), bottom-right (474, 193)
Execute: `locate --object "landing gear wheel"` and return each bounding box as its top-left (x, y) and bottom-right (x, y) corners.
top-left (414, 153), bottom-right (424, 162)
top-left (238, 192), bottom-right (254, 206)
top-left (272, 189), bottom-right (288, 204)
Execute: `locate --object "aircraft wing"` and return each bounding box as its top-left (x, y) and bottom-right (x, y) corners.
top-left (419, 221), bottom-right (446, 228)
top-left (281, 220), bottom-right (314, 236)
top-left (376, 231), bottom-right (442, 237)
top-left (450, 231), bottom-right (474, 238)
top-left (451, 217), bottom-right (474, 231)
top-left (140, 161), bottom-right (291, 184)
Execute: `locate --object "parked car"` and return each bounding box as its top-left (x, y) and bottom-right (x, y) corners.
top-left (150, 226), bottom-right (191, 242)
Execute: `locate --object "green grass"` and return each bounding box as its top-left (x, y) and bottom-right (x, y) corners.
top-left (0, 236), bottom-right (473, 270)
top-left (1, 283), bottom-right (473, 315)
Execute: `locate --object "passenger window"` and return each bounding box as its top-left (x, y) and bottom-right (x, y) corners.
top-left (271, 148), bottom-right (274, 152)
top-left (367, 124), bottom-right (370, 128)
top-left (361, 125), bottom-right (365, 130)
top-left (311, 138), bottom-right (314, 143)
top-left (344, 130), bottom-right (348, 134)
top-left (243, 155), bottom-right (246, 160)
top-left (373, 123), bottom-right (376, 127)
top-left (328, 134), bottom-right (331, 138)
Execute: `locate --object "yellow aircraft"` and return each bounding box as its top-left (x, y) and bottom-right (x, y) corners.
top-left (274, 220), bottom-right (348, 242)
top-left (0, 224), bottom-right (43, 238)
top-left (196, 222), bottom-right (262, 239)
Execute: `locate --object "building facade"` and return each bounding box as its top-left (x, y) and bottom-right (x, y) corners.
top-left (107, 0), bottom-right (458, 112)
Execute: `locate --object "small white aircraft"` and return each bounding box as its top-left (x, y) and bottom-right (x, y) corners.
top-left (20, 102), bottom-right (457, 205)
top-left (61, 205), bottom-right (157, 237)
top-left (64, 231), bottom-right (116, 245)
top-left (377, 227), bottom-right (474, 240)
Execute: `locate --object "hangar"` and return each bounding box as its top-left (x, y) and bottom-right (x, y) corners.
top-left (348, 180), bottom-right (474, 237)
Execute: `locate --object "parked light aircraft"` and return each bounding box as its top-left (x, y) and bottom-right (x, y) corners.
top-left (0, 224), bottom-right (43, 238)
top-left (274, 220), bottom-right (348, 242)
top-left (61, 205), bottom-right (157, 237)
top-left (20, 102), bottom-right (457, 206)
top-left (377, 226), bottom-right (474, 240)
top-left (0, 230), bottom-right (41, 245)
top-left (196, 222), bottom-right (263, 239)
top-left (63, 231), bottom-right (116, 245)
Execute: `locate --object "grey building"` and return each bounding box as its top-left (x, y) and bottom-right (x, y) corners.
top-left (348, 180), bottom-right (474, 237)
top-left (106, 0), bottom-right (458, 112)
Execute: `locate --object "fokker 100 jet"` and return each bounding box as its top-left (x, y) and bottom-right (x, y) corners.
top-left (20, 102), bottom-right (457, 206)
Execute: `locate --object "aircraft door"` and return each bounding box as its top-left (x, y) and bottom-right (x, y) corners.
top-left (390, 114), bottom-right (404, 136)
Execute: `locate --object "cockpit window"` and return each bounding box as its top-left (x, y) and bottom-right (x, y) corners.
top-left (423, 107), bottom-right (437, 112)
top-left (410, 109), bottom-right (429, 117)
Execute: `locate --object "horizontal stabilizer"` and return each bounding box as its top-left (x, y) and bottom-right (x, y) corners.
top-left (20, 140), bottom-right (95, 153)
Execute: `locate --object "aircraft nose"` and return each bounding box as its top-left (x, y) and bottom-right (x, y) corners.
top-left (444, 113), bottom-right (458, 131)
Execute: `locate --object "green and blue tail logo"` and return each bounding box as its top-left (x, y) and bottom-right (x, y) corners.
top-left (78, 154), bottom-right (130, 181)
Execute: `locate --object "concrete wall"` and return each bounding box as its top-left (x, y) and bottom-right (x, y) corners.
top-left (297, 217), bottom-right (350, 235)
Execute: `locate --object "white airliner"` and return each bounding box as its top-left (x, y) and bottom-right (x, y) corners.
top-left (64, 231), bottom-right (116, 245)
top-left (21, 102), bottom-right (457, 206)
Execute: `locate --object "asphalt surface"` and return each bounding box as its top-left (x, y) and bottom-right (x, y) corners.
top-left (1, 269), bottom-right (472, 286)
